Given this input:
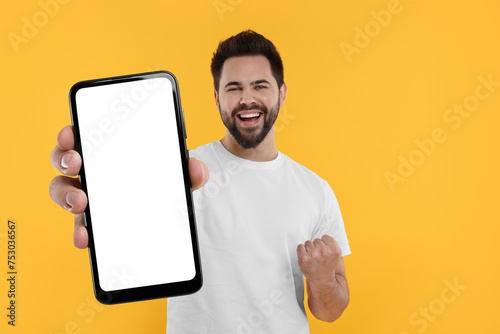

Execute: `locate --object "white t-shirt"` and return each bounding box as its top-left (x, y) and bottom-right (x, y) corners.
top-left (166, 141), bottom-right (351, 334)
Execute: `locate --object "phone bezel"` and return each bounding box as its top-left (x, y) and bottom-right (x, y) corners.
top-left (69, 71), bottom-right (202, 304)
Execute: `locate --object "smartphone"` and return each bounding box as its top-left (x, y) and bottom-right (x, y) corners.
top-left (69, 71), bottom-right (202, 304)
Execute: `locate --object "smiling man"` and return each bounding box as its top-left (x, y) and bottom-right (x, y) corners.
top-left (166, 31), bottom-right (352, 333)
top-left (49, 30), bottom-right (351, 333)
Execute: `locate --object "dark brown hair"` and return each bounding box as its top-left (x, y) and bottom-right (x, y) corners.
top-left (210, 30), bottom-right (284, 92)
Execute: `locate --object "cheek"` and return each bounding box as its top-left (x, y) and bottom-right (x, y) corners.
top-left (262, 97), bottom-right (277, 109)
top-left (222, 97), bottom-right (240, 110)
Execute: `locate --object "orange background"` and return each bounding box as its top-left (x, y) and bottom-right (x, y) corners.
top-left (1, 0), bottom-right (499, 333)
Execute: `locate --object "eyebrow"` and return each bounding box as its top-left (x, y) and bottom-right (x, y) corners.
top-left (224, 79), bottom-right (272, 89)
top-left (251, 79), bottom-right (271, 85)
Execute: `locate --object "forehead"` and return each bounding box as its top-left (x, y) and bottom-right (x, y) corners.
top-left (220, 55), bottom-right (276, 85)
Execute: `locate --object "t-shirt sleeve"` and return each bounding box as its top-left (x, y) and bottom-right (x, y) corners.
top-left (311, 180), bottom-right (351, 257)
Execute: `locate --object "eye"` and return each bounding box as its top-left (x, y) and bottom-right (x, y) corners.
top-left (255, 85), bottom-right (267, 90)
top-left (226, 87), bottom-right (239, 92)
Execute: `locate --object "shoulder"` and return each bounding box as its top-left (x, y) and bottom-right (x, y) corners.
top-left (280, 153), bottom-right (329, 188)
top-left (279, 153), bottom-right (336, 206)
top-left (189, 141), bottom-right (216, 158)
top-left (189, 142), bottom-right (224, 166)
top-left (189, 141), bottom-right (233, 172)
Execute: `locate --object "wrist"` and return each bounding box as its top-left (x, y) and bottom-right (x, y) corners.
top-left (306, 271), bottom-right (337, 289)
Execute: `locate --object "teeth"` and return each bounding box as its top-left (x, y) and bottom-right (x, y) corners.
top-left (239, 113), bottom-right (260, 119)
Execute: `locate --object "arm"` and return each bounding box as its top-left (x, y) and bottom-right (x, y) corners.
top-left (297, 235), bottom-right (349, 322)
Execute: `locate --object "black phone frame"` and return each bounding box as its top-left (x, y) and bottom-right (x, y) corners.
top-left (69, 71), bottom-right (202, 305)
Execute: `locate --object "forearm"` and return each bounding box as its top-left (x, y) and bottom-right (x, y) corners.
top-left (307, 273), bottom-right (349, 322)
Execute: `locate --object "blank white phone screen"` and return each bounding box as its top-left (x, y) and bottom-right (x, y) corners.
top-left (75, 77), bottom-right (195, 291)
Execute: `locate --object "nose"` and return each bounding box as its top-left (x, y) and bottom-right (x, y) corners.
top-left (240, 87), bottom-right (256, 106)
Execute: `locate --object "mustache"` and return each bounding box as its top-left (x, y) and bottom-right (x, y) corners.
top-left (231, 104), bottom-right (267, 117)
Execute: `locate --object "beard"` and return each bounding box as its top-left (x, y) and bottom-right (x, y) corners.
top-left (220, 99), bottom-right (280, 149)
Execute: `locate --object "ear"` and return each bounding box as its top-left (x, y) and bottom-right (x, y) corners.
top-left (279, 82), bottom-right (287, 108)
top-left (214, 88), bottom-right (219, 107)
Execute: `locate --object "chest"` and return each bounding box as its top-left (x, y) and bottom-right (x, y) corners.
top-left (193, 167), bottom-right (322, 250)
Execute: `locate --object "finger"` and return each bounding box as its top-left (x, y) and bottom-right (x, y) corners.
top-left (189, 157), bottom-right (209, 191)
top-left (49, 175), bottom-right (87, 213)
top-left (297, 243), bottom-right (307, 257)
top-left (73, 214), bottom-right (88, 249)
top-left (297, 244), bottom-right (310, 270)
top-left (304, 240), bottom-right (315, 252)
top-left (51, 126), bottom-right (81, 176)
top-left (322, 235), bottom-right (342, 257)
top-left (57, 125), bottom-right (75, 151)
top-left (50, 147), bottom-right (82, 176)
top-left (321, 234), bottom-right (337, 246)
top-left (313, 238), bottom-right (326, 248)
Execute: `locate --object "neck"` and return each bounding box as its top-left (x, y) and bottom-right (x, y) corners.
top-left (220, 128), bottom-right (278, 162)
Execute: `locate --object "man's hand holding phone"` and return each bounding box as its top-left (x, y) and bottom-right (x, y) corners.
top-left (49, 125), bottom-right (209, 249)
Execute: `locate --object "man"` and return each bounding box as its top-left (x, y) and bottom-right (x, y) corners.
top-left (50, 30), bottom-right (351, 333)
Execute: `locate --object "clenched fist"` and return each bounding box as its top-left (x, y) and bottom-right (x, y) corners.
top-left (297, 234), bottom-right (342, 284)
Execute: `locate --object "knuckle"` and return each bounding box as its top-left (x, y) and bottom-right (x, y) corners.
top-left (48, 175), bottom-right (63, 198)
top-left (299, 253), bottom-right (309, 261)
top-left (321, 248), bottom-right (330, 257)
top-left (322, 234), bottom-right (332, 241)
top-left (331, 244), bottom-right (341, 257)
top-left (58, 125), bottom-right (69, 142)
top-left (50, 150), bottom-right (64, 172)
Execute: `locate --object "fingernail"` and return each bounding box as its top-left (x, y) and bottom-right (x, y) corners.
top-left (66, 191), bottom-right (78, 210)
top-left (61, 154), bottom-right (72, 169)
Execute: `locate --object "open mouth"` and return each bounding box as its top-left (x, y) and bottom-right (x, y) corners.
top-left (238, 112), bottom-right (262, 122)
